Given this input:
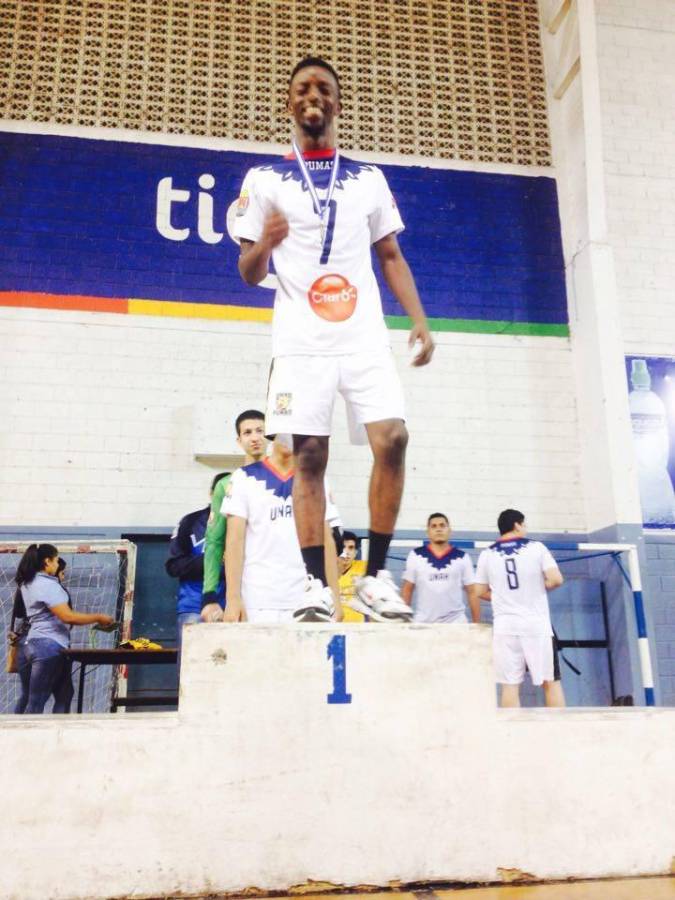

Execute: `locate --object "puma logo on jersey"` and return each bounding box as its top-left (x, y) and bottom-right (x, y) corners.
top-left (308, 274), bottom-right (358, 322)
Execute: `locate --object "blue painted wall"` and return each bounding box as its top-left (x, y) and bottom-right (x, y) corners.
top-left (0, 131), bottom-right (567, 325)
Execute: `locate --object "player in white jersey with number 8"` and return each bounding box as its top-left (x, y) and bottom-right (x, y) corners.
top-left (233, 56), bottom-right (434, 623)
top-left (475, 509), bottom-right (566, 708)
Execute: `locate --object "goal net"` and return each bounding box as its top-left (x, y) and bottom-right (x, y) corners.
top-left (384, 539), bottom-right (646, 707)
top-left (0, 540), bottom-right (136, 714)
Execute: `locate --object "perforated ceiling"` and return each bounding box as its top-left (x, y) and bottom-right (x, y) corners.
top-left (0, 0), bottom-right (551, 165)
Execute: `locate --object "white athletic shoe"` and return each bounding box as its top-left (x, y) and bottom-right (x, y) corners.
top-left (350, 570), bottom-right (413, 622)
top-left (293, 576), bottom-right (335, 623)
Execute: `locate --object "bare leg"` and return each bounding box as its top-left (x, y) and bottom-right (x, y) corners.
top-left (293, 435), bottom-right (329, 547)
top-left (365, 419), bottom-right (408, 532)
top-left (543, 680), bottom-right (566, 708)
top-left (500, 684), bottom-right (521, 707)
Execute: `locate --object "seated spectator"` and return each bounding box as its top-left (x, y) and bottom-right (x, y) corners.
top-left (338, 531), bottom-right (367, 622)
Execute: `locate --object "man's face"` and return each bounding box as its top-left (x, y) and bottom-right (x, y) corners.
top-left (237, 419), bottom-right (266, 460)
top-left (342, 539), bottom-right (358, 563)
top-left (514, 520), bottom-right (527, 538)
top-left (288, 65), bottom-right (341, 138)
top-left (427, 517), bottom-right (450, 545)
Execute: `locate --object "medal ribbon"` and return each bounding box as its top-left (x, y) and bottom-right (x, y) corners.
top-left (291, 139), bottom-right (340, 237)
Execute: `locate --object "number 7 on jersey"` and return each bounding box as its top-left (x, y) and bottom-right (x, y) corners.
top-left (320, 199), bottom-right (338, 265)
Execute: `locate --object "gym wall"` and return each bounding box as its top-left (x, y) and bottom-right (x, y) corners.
top-left (0, 0), bottom-right (582, 533)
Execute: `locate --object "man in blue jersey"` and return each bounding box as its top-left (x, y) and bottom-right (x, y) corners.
top-left (400, 513), bottom-right (479, 623)
top-left (165, 472), bottom-right (228, 649)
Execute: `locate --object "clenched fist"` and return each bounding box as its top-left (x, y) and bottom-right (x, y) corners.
top-left (261, 210), bottom-right (289, 251)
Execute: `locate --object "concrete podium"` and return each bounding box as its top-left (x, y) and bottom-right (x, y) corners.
top-left (1, 624), bottom-right (674, 900)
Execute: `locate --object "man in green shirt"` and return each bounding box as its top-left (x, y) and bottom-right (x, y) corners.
top-left (201, 409), bottom-right (267, 622)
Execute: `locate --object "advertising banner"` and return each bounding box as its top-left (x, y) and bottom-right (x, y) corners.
top-left (0, 131), bottom-right (568, 335)
top-left (626, 355), bottom-right (675, 528)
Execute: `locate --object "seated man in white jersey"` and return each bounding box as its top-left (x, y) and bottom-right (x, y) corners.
top-left (233, 56), bottom-right (434, 622)
top-left (221, 433), bottom-right (342, 624)
top-left (475, 509), bottom-right (566, 708)
top-left (401, 513), bottom-right (479, 624)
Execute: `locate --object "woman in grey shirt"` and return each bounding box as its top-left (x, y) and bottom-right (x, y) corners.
top-left (16, 543), bottom-right (114, 714)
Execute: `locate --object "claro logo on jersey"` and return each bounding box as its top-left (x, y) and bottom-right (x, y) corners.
top-left (308, 274), bottom-right (357, 322)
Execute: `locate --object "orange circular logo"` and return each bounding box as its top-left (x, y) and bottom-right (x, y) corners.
top-left (308, 274), bottom-right (358, 322)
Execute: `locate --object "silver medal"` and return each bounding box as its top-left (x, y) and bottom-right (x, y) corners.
top-left (292, 139), bottom-right (340, 252)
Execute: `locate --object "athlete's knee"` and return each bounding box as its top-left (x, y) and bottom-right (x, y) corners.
top-left (371, 420), bottom-right (408, 466)
top-left (293, 435), bottom-right (329, 477)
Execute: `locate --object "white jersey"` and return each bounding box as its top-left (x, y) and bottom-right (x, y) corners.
top-left (475, 538), bottom-right (558, 637)
top-left (222, 459), bottom-right (340, 611)
top-left (233, 150), bottom-right (404, 358)
top-left (402, 545), bottom-right (475, 623)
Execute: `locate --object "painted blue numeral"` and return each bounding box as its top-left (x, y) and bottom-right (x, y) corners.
top-left (326, 634), bottom-right (352, 704)
top-left (320, 199), bottom-right (338, 265)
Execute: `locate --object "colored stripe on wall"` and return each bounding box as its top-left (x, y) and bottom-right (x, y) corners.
top-left (0, 291), bottom-right (569, 337)
top-left (0, 131), bottom-right (569, 328)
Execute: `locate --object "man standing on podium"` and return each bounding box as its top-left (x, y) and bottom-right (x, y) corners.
top-left (233, 56), bottom-right (434, 622)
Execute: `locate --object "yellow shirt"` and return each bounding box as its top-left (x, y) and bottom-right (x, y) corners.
top-left (338, 559), bottom-right (367, 622)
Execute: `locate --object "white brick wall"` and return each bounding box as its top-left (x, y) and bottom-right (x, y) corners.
top-left (596, 0), bottom-right (675, 354)
top-left (0, 306), bottom-right (584, 533)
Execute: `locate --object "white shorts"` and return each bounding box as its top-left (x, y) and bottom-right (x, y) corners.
top-left (245, 608), bottom-right (294, 624)
top-left (265, 348), bottom-right (405, 445)
top-left (493, 633), bottom-right (555, 686)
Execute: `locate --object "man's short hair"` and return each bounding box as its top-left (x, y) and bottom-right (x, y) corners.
top-left (497, 509), bottom-right (525, 535)
top-left (342, 530), bottom-right (360, 547)
top-left (211, 471), bottom-right (230, 493)
top-left (235, 409), bottom-right (264, 436)
top-left (289, 56), bottom-right (341, 95)
top-left (427, 512), bottom-right (449, 526)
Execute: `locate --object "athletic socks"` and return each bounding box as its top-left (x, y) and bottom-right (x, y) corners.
top-left (301, 545), bottom-right (327, 586)
top-left (366, 530), bottom-right (393, 577)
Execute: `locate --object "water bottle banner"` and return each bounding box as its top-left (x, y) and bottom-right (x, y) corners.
top-left (0, 131), bottom-right (568, 335)
top-left (626, 356), bottom-right (675, 529)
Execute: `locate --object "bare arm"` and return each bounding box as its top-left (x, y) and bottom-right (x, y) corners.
top-left (373, 232), bottom-right (434, 366)
top-left (475, 583), bottom-right (492, 602)
top-left (223, 515), bottom-right (248, 623)
top-left (323, 522), bottom-right (342, 622)
top-left (466, 584), bottom-right (481, 623)
top-left (544, 566), bottom-right (564, 591)
top-left (238, 211), bottom-right (289, 285)
top-left (401, 580), bottom-right (414, 607)
top-left (50, 604), bottom-right (113, 627)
